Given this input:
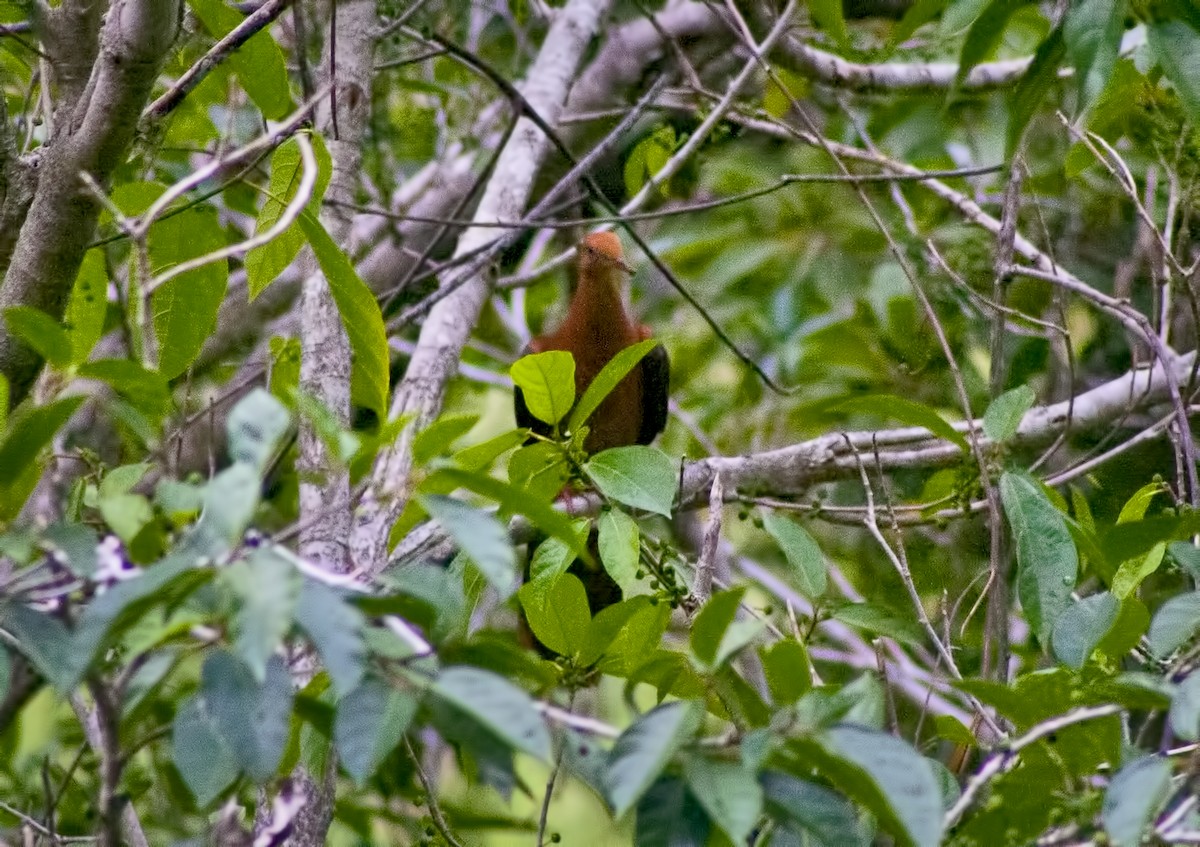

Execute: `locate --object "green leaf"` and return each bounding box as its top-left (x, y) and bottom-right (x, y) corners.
top-left (982, 384), bottom-right (1035, 441)
top-left (597, 508), bottom-right (640, 591)
top-left (1096, 597), bottom-right (1150, 661)
top-left (761, 638), bottom-right (812, 706)
top-left (762, 512), bottom-right (827, 598)
top-left (810, 0), bottom-right (850, 48)
top-left (511, 350), bottom-right (576, 427)
top-left (1169, 541), bottom-right (1200, 581)
top-left (831, 602), bottom-right (926, 647)
top-left (999, 471), bottom-right (1078, 642)
top-left (604, 701), bottom-right (702, 816)
top-left (247, 135), bottom-right (333, 297)
top-left (187, 0), bottom-right (292, 119)
top-left (1103, 755), bottom-right (1172, 847)
top-left (691, 586), bottom-right (746, 667)
top-left (623, 126), bottom-right (676, 197)
top-left (298, 213), bottom-right (389, 417)
top-left (683, 756), bottom-right (763, 844)
top-left (1148, 591), bottom-right (1200, 658)
top-left (334, 677), bottom-right (418, 785)
top-left (1171, 670), bottom-right (1200, 741)
top-left (1118, 481), bottom-right (1166, 524)
top-left (294, 579), bottom-right (366, 698)
top-left (1064, 0), bottom-right (1127, 114)
top-left (1051, 591), bottom-right (1119, 669)
top-left (528, 518), bottom-right (590, 581)
top-left (762, 771), bottom-right (868, 847)
top-left (1149, 19), bottom-right (1200, 122)
top-left (226, 548), bottom-right (300, 681)
top-left (420, 494), bottom-right (517, 598)
top-left (1, 603), bottom-right (81, 693)
top-left (581, 595), bottom-right (655, 667)
top-left (507, 441), bottom-right (571, 505)
top-left (225, 388), bottom-right (292, 473)
top-left (99, 492), bottom-right (153, 545)
top-left (801, 725), bottom-right (942, 847)
top-left (568, 339), bottom-right (658, 434)
top-left (149, 205), bottom-right (228, 378)
top-left (634, 777), bottom-right (711, 846)
top-left (585, 446), bottom-right (678, 517)
top-left (77, 359), bottom-right (173, 418)
top-left (835, 394), bottom-right (968, 451)
top-left (1007, 27), bottom-right (1066, 155)
top-left (413, 414), bottom-right (479, 465)
top-left (4, 306), bottom-right (72, 367)
top-left (518, 572), bottom-right (591, 657)
top-left (1111, 541), bottom-right (1166, 600)
top-left (173, 696), bottom-right (239, 806)
top-left (889, 0), bottom-right (949, 48)
top-left (188, 463), bottom-right (262, 558)
top-left (67, 249), bottom-right (108, 365)
top-left (432, 666), bottom-right (551, 761)
top-left (957, 0), bottom-right (1029, 86)
top-left (453, 428), bottom-right (527, 471)
top-left (0, 397), bottom-right (84, 487)
top-left (201, 651), bottom-right (293, 781)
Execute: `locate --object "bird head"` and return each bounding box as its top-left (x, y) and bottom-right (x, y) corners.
top-left (579, 232), bottom-right (634, 276)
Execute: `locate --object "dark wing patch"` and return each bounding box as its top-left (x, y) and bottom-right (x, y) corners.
top-left (636, 343), bottom-right (670, 445)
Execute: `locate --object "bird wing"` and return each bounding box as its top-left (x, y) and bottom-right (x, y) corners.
top-left (637, 343), bottom-right (670, 445)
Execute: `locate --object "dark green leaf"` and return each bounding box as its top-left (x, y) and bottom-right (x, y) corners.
top-left (957, 0), bottom-right (1030, 86)
top-left (3, 306), bottom-right (71, 367)
top-left (511, 351), bottom-right (575, 426)
top-left (604, 701), bottom-right (702, 816)
top-left (762, 512), bottom-right (827, 598)
top-left (201, 651), bottom-right (293, 782)
top-left (506, 441), bottom-right (571, 505)
top-left (568, 339), bottom-right (658, 434)
top-left (294, 579), bottom-right (366, 698)
top-left (1000, 471), bottom-right (1078, 642)
top-left (982, 384), bottom-right (1035, 442)
top-left (1064, 0), bottom-right (1126, 114)
top-left (298, 213), bottom-right (389, 417)
top-left (1, 603), bottom-right (80, 692)
top-left (831, 602), bottom-right (926, 647)
top-left (77, 359), bottom-right (173, 418)
top-left (889, 0), bottom-right (949, 48)
top-left (1149, 19), bottom-right (1200, 122)
top-left (1103, 755), bottom-right (1171, 847)
top-left (420, 494), bottom-right (517, 598)
top-left (683, 756), bottom-right (763, 844)
top-left (585, 446), bottom-right (678, 518)
top-left (334, 677), bottom-right (418, 785)
top-left (1169, 541), bottom-right (1200, 582)
top-left (172, 696), bottom-right (239, 806)
top-left (1148, 591), bottom-right (1200, 658)
top-left (0, 397), bottom-right (84, 486)
top-left (187, 0), bottom-right (292, 118)
top-left (1051, 590), bottom-right (1119, 669)
top-left (761, 638), bottom-right (813, 706)
top-left (691, 586), bottom-right (747, 668)
top-left (432, 666), bottom-right (551, 761)
top-left (635, 777), bottom-right (711, 847)
top-left (762, 771), bottom-right (867, 847)
top-left (1007, 28), bottom-right (1066, 155)
top-left (810, 0), bottom-right (850, 48)
top-left (226, 547), bottom-right (300, 681)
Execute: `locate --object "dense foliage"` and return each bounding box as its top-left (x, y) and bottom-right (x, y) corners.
top-left (4, 0), bottom-right (1200, 844)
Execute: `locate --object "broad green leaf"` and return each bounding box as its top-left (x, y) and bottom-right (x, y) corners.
top-left (66, 249), bottom-right (108, 365)
top-left (568, 339), bottom-right (657, 434)
top-left (1169, 541), bottom-right (1200, 581)
top-left (1102, 511), bottom-right (1200, 566)
top-left (432, 666), bottom-right (551, 761)
top-left (100, 462), bottom-right (152, 498)
top-left (1149, 19), bottom-right (1200, 122)
top-left (624, 126), bottom-right (676, 197)
top-left (187, 463), bottom-right (261, 558)
top-left (800, 725), bottom-right (942, 847)
top-left (691, 586), bottom-right (747, 667)
top-left (173, 696), bottom-right (239, 806)
top-left (453, 428), bottom-right (527, 471)
top-left (294, 579), bottom-right (366, 697)
top-left (762, 771), bottom-right (868, 846)
top-left (1111, 542), bottom-right (1166, 600)
top-left (201, 651), bottom-right (293, 781)
top-left (99, 492), bottom-right (153, 545)
top-left (761, 638), bottom-right (813, 705)
top-left (889, 0), bottom-right (949, 48)
top-left (982, 384), bottom-right (1035, 442)
top-left (149, 205), bottom-right (228, 378)
top-left (77, 359), bottom-right (173, 418)
top-left (1000, 471), bottom-right (1078, 641)
top-left (1051, 591), bottom-right (1119, 669)
top-left (585, 446), bottom-right (678, 517)
top-left (831, 602), bottom-right (926, 647)
top-left (420, 494), bottom-right (517, 597)
top-left (762, 512), bottom-right (827, 598)
top-left (933, 715), bottom-right (976, 746)
top-left (42, 522), bottom-right (99, 577)
top-left (604, 701), bottom-right (702, 816)
top-left (0, 397), bottom-right (84, 486)
top-left (334, 677), bottom-right (418, 785)
top-left (1096, 596), bottom-right (1150, 661)
top-left (1171, 670), bottom-right (1200, 741)
top-left (226, 388), bottom-right (291, 473)
top-left (517, 571), bottom-right (590, 657)
top-left (1148, 591), bottom-right (1200, 658)
top-left (1103, 755), bottom-right (1172, 847)
top-left (810, 0), bottom-right (850, 48)
top-left (957, 0), bottom-right (1029, 86)
top-left (413, 414), bottom-right (479, 464)
top-left (298, 213), bottom-right (389, 417)
top-left (529, 518), bottom-right (590, 582)
top-left (4, 306), bottom-right (71, 367)
top-left (683, 756), bottom-right (763, 844)
top-left (1117, 482), bottom-right (1165, 524)
top-left (1, 603), bottom-right (80, 692)
top-left (581, 595), bottom-right (655, 667)
top-left (246, 135), bottom-right (333, 297)
top-left (507, 441), bottom-right (571, 505)
top-left (1064, 0), bottom-right (1126, 114)
top-left (796, 674), bottom-right (886, 732)
top-left (226, 548), bottom-right (300, 681)
top-left (1007, 28), bottom-right (1066, 155)
top-left (511, 350), bottom-right (575, 427)
top-left (835, 394), bottom-right (968, 451)
top-left (187, 0), bottom-right (292, 119)
top-left (598, 508), bottom-right (640, 591)
top-left (635, 777), bottom-right (711, 846)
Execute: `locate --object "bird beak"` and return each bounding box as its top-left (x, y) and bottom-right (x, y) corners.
top-left (615, 257), bottom-right (635, 275)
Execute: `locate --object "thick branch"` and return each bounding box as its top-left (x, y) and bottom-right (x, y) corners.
top-left (0, 0), bottom-right (180, 407)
